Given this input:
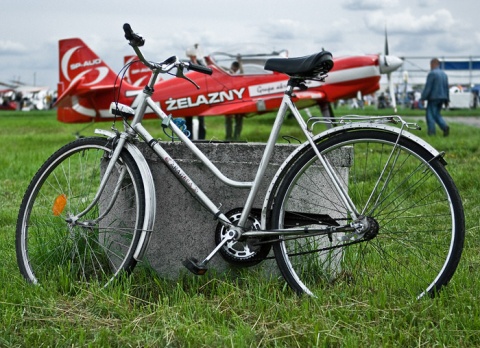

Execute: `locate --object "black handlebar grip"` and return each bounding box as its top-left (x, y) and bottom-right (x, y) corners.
top-left (123, 23), bottom-right (134, 40)
top-left (123, 23), bottom-right (145, 47)
top-left (188, 63), bottom-right (213, 75)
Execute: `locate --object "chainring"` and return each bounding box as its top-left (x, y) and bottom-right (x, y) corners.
top-left (215, 208), bottom-right (272, 267)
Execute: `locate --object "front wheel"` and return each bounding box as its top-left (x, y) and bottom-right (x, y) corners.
top-left (16, 137), bottom-right (146, 287)
top-left (270, 130), bottom-right (465, 299)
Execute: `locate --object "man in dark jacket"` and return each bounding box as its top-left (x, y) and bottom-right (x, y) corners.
top-left (421, 58), bottom-right (450, 136)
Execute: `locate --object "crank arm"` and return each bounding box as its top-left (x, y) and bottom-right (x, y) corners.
top-left (183, 229), bottom-right (236, 275)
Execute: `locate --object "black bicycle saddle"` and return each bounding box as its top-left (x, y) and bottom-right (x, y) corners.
top-left (264, 51), bottom-right (333, 79)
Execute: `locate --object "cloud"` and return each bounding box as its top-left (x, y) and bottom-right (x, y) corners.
top-left (343, 0), bottom-right (399, 11)
top-left (0, 40), bottom-right (27, 55)
top-left (259, 19), bottom-right (306, 41)
top-left (417, 0), bottom-right (437, 8)
top-left (435, 32), bottom-right (479, 54)
top-left (394, 24), bottom-right (480, 57)
top-left (365, 8), bottom-right (455, 34)
top-left (256, 18), bottom-right (357, 57)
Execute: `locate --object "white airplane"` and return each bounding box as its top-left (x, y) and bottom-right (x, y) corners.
top-left (0, 80), bottom-right (54, 111)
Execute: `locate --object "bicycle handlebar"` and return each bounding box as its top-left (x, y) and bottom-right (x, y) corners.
top-left (123, 23), bottom-right (145, 47)
top-left (122, 23), bottom-right (212, 76)
top-left (185, 62), bottom-right (213, 75)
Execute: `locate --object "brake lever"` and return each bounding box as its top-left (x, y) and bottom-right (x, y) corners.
top-left (176, 64), bottom-right (200, 89)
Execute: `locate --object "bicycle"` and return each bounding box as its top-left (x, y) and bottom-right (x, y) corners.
top-left (16, 24), bottom-right (465, 299)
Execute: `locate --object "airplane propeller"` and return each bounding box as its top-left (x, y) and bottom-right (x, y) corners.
top-left (380, 26), bottom-right (400, 113)
top-left (386, 28), bottom-right (396, 113)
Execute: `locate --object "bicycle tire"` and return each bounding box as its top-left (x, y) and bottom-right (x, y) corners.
top-left (270, 130), bottom-right (464, 299)
top-left (16, 137), bottom-right (146, 287)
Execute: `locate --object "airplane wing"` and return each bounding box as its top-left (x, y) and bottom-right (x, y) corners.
top-left (197, 94), bottom-right (285, 116)
top-left (197, 90), bottom-right (325, 116)
top-left (55, 78), bottom-right (116, 108)
top-left (198, 101), bottom-right (265, 116)
top-left (294, 90), bottom-right (325, 100)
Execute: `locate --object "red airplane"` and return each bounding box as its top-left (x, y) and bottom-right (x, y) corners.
top-left (123, 55), bottom-right (156, 86)
top-left (55, 38), bottom-right (402, 123)
top-left (0, 88), bottom-right (17, 110)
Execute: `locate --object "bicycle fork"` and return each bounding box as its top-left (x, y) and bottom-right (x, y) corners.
top-left (66, 134), bottom-right (129, 225)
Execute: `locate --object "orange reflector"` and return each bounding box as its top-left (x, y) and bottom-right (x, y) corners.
top-left (52, 194), bottom-right (67, 216)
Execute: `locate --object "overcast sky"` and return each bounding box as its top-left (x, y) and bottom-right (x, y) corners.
top-left (1, 0), bottom-right (479, 89)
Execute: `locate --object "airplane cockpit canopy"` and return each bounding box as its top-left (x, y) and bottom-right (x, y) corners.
top-left (207, 48), bottom-right (288, 76)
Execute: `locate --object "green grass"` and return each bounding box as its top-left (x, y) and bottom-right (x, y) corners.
top-left (2, 108), bottom-right (480, 346)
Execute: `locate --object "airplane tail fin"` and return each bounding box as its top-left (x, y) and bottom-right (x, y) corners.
top-left (124, 55), bottom-right (153, 86)
top-left (56, 38), bottom-right (119, 122)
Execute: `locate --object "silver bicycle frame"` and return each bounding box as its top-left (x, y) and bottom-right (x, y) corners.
top-left (90, 68), bottom-right (444, 258)
top-left (109, 72), bottom-right (359, 237)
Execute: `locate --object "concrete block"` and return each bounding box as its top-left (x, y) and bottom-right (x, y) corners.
top-left (128, 141), bottom-right (352, 279)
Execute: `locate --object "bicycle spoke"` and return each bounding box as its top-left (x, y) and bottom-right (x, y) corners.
top-left (16, 138), bottom-right (145, 286)
top-left (271, 130), bottom-right (464, 298)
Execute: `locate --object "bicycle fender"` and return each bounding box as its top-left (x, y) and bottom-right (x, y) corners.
top-left (94, 129), bottom-right (156, 261)
top-left (316, 122), bottom-right (442, 158)
top-left (125, 142), bottom-right (156, 261)
top-left (260, 123), bottom-right (444, 229)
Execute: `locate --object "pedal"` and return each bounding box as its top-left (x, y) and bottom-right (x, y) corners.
top-left (182, 228), bottom-right (237, 275)
top-left (182, 257), bottom-right (208, 275)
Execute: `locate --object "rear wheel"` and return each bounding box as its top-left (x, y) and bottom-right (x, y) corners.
top-left (16, 137), bottom-right (145, 287)
top-left (270, 130), bottom-right (465, 298)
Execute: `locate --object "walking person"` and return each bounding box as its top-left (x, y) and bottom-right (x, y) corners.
top-left (421, 58), bottom-right (450, 136)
